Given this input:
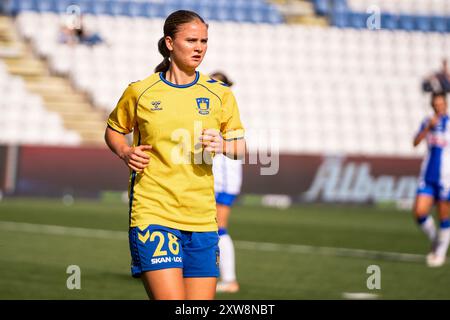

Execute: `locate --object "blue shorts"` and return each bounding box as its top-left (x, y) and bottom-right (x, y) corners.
top-left (215, 192), bottom-right (238, 207)
top-left (129, 224), bottom-right (219, 278)
top-left (416, 181), bottom-right (450, 201)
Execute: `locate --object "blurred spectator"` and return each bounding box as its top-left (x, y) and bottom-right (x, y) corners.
top-left (59, 25), bottom-right (78, 46)
top-left (59, 15), bottom-right (103, 46)
top-left (422, 59), bottom-right (450, 94)
top-left (0, 0), bottom-right (9, 14)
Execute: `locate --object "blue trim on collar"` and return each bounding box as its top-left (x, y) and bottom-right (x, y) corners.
top-left (159, 71), bottom-right (199, 88)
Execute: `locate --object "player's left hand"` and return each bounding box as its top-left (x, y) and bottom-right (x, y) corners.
top-left (199, 129), bottom-right (224, 154)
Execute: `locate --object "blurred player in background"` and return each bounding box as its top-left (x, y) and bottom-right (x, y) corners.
top-left (413, 92), bottom-right (450, 267)
top-left (104, 10), bottom-right (246, 299)
top-left (210, 71), bottom-right (242, 293)
top-left (422, 59), bottom-right (450, 94)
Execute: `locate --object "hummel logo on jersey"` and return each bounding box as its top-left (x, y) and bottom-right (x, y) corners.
top-left (150, 101), bottom-right (162, 111)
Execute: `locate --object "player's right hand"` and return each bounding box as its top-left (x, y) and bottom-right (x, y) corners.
top-left (121, 145), bottom-right (152, 173)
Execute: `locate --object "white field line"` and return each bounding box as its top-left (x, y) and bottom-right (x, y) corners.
top-left (235, 240), bottom-right (425, 263)
top-left (0, 221), bottom-right (128, 240)
top-left (342, 292), bottom-right (380, 300)
top-left (0, 221), bottom-right (426, 263)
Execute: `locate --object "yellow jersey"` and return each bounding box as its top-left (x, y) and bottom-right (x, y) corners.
top-left (107, 71), bottom-right (245, 231)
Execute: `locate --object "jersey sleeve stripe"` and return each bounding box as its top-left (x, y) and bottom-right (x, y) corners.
top-left (222, 129), bottom-right (245, 140)
top-left (107, 122), bottom-right (128, 134)
top-left (224, 136), bottom-right (245, 141)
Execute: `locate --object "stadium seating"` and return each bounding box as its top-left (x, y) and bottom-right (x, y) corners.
top-left (16, 11), bottom-right (443, 156)
top-left (0, 60), bottom-right (81, 145)
top-left (6, 0), bottom-right (284, 24)
top-left (346, 0), bottom-right (450, 15)
top-left (313, 0), bottom-right (450, 32)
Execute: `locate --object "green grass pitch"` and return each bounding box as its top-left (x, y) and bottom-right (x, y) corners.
top-left (0, 197), bottom-right (449, 299)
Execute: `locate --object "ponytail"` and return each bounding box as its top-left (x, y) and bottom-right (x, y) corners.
top-left (154, 37), bottom-right (171, 73)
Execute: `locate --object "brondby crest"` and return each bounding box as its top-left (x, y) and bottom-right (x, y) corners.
top-left (196, 98), bottom-right (210, 115)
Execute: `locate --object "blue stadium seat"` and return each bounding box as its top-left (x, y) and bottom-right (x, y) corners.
top-left (333, 0), bottom-right (348, 13)
top-left (416, 16), bottom-right (432, 32)
top-left (164, 0), bottom-right (181, 6)
top-left (231, 6), bottom-right (248, 23)
top-left (106, 0), bottom-right (126, 16)
top-left (215, 4), bottom-right (232, 22)
top-left (162, 3), bottom-right (183, 18)
top-left (9, 0), bottom-right (37, 14)
top-left (196, 4), bottom-right (215, 21)
top-left (121, 1), bottom-right (145, 17)
top-left (197, 0), bottom-right (212, 6)
top-left (35, 0), bottom-right (55, 13)
top-left (233, 0), bottom-right (248, 9)
top-left (77, 0), bottom-right (96, 15)
top-left (214, 0), bottom-right (229, 8)
top-left (381, 13), bottom-right (399, 30)
top-left (230, 0), bottom-right (269, 23)
top-left (313, 0), bottom-right (329, 16)
top-left (52, 0), bottom-right (71, 14)
top-left (266, 7), bottom-right (283, 24)
top-left (331, 11), bottom-right (349, 28)
top-left (313, 1), bottom-right (450, 32)
top-left (49, 0), bottom-right (88, 15)
top-left (433, 16), bottom-right (448, 33)
top-left (26, 0), bottom-right (39, 11)
top-left (141, 2), bottom-right (164, 18)
top-left (6, 0), bottom-right (283, 24)
top-left (248, 0), bottom-right (265, 10)
top-left (399, 15), bottom-right (415, 31)
top-left (178, 0), bottom-right (197, 11)
top-left (249, 7), bottom-right (265, 23)
top-left (91, 0), bottom-right (110, 15)
top-left (349, 12), bottom-right (367, 29)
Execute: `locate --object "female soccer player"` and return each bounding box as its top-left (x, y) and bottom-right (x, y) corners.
top-left (104, 10), bottom-right (246, 299)
top-left (210, 72), bottom-right (242, 293)
top-left (413, 92), bottom-right (450, 267)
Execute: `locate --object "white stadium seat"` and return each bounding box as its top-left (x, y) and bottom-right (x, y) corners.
top-left (0, 58), bottom-right (81, 146)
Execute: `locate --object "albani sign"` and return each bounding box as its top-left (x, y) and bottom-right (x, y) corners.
top-left (242, 154), bottom-right (421, 204)
top-left (301, 157), bottom-right (419, 203)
